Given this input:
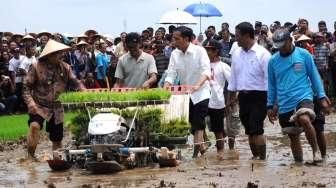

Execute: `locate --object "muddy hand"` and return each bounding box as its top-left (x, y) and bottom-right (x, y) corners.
top-left (320, 97), bottom-right (331, 115)
top-left (267, 108), bottom-right (278, 124)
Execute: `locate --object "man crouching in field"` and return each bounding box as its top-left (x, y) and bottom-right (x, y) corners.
top-left (23, 40), bottom-right (85, 159)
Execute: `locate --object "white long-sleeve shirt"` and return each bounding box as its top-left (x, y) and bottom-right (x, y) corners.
top-left (228, 43), bottom-right (271, 92)
top-left (165, 43), bottom-right (211, 104)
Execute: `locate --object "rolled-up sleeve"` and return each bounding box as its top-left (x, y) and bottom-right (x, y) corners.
top-left (261, 51), bottom-right (271, 90)
top-left (227, 55), bottom-right (236, 91)
top-left (148, 55), bottom-right (158, 74)
top-left (199, 48), bottom-right (211, 79)
top-left (165, 52), bottom-right (177, 84)
top-left (114, 58), bottom-right (124, 79)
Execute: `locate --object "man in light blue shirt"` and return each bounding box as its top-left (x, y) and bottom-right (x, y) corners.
top-left (267, 29), bottom-right (330, 162)
top-left (95, 42), bottom-right (110, 88)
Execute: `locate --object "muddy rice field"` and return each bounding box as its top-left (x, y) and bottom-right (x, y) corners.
top-left (1, 115), bottom-right (336, 188)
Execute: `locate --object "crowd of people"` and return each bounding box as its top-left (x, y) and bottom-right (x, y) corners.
top-left (0, 18), bottom-right (335, 162)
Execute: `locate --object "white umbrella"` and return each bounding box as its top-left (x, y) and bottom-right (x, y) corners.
top-left (159, 9), bottom-right (197, 25)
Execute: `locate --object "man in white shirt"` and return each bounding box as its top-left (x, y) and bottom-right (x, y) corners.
top-left (228, 22), bottom-right (271, 160)
top-left (204, 39), bottom-right (231, 157)
top-left (164, 26), bottom-right (211, 158)
top-left (8, 48), bottom-right (26, 111)
top-left (20, 47), bottom-right (37, 75)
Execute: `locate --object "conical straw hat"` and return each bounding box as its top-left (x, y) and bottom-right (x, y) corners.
top-left (22, 34), bottom-right (37, 42)
top-left (77, 33), bottom-right (88, 38)
top-left (296, 34), bottom-right (311, 42)
top-left (38, 30), bottom-right (52, 38)
top-left (39, 39), bottom-right (70, 59)
top-left (76, 40), bottom-right (89, 46)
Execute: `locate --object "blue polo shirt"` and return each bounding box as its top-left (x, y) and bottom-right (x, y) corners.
top-left (267, 47), bottom-right (326, 114)
top-left (95, 52), bottom-right (109, 80)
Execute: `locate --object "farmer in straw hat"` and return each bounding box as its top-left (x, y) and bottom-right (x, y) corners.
top-left (23, 39), bottom-right (85, 159)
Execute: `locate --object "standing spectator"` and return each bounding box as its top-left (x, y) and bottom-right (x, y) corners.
top-left (75, 41), bottom-right (91, 79)
top-left (8, 48), bottom-right (26, 112)
top-left (254, 21), bottom-right (262, 40)
top-left (294, 18), bottom-right (314, 39)
top-left (114, 32), bottom-right (127, 58)
top-left (318, 21), bottom-right (333, 43)
top-left (163, 34), bottom-right (175, 59)
top-left (22, 35), bottom-right (37, 49)
top-left (202, 26), bottom-right (220, 46)
top-left (0, 74), bottom-right (17, 114)
top-left (333, 21), bottom-right (336, 41)
top-left (218, 22), bottom-right (235, 40)
top-left (82, 72), bottom-right (101, 89)
top-left (95, 42), bottom-right (110, 88)
top-left (20, 47), bottom-right (37, 76)
top-left (146, 27), bottom-right (154, 41)
top-left (2, 42), bottom-right (9, 53)
top-left (164, 26), bottom-right (211, 158)
top-left (228, 22), bottom-right (271, 160)
top-left (64, 41), bottom-right (78, 76)
top-left (0, 51), bottom-right (10, 76)
top-left (218, 29), bottom-right (234, 65)
top-left (313, 32), bottom-right (330, 94)
top-left (36, 31), bottom-right (52, 56)
top-left (152, 32), bottom-right (169, 86)
top-left (114, 32), bottom-right (157, 88)
top-left (257, 25), bottom-right (273, 51)
top-left (330, 38), bottom-right (336, 96)
top-left (295, 34), bottom-right (314, 55)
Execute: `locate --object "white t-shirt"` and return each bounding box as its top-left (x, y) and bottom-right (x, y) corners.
top-left (20, 56), bottom-right (37, 72)
top-left (8, 55), bottom-right (25, 83)
top-left (209, 61), bottom-right (231, 109)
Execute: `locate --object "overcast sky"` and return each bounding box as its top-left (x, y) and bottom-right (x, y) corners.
top-left (1, 0), bottom-right (335, 37)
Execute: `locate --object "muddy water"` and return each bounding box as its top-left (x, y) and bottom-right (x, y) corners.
top-left (1, 116), bottom-right (336, 187)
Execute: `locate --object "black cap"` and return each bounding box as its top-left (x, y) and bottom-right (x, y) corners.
top-left (125, 32), bottom-right (141, 45)
top-left (255, 21), bottom-right (262, 27)
top-left (204, 39), bottom-right (222, 51)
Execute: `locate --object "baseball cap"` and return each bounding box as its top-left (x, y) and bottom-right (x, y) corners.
top-left (204, 39), bottom-right (222, 51)
top-left (255, 21), bottom-right (262, 27)
top-left (125, 32), bottom-right (141, 46)
top-left (272, 29), bottom-right (291, 49)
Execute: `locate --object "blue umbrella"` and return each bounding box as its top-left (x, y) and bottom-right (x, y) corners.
top-left (184, 2), bottom-right (222, 33)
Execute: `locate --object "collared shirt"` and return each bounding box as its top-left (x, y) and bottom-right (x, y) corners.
top-left (313, 44), bottom-right (330, 70)
top-left (95, 52), bottom-right (110, 80)
top-left (228, 43), bottom-right (271, 92)
top-left (165, 43), bottom-right (211, 104)
top-left (268, 47), bottom-right (326, 114)
top-left (23, 61), bottom-right (84, 124)
top-left (115, 51), bottom-right (157, 88)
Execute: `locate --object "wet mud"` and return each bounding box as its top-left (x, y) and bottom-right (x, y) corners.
top-left (1, 116), bottom-right (336, 187)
